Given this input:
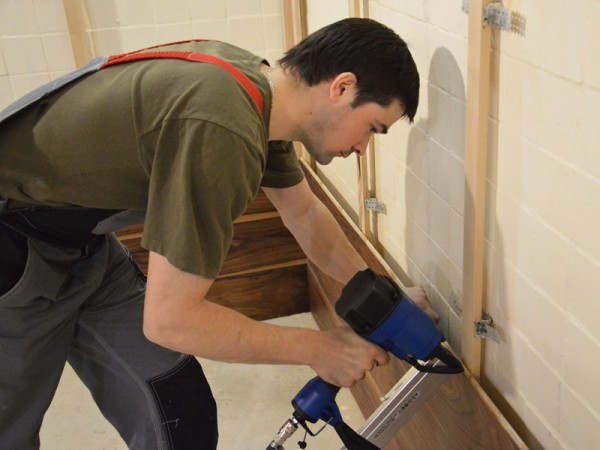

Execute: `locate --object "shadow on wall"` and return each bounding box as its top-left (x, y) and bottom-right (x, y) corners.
top-left (404, 47), bottom-right (466, 353)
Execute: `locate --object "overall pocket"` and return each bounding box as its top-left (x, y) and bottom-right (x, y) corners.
top-left (0, 224), bottom-right (29, 297)
top-left (0, 234), bottom-right (80, 304)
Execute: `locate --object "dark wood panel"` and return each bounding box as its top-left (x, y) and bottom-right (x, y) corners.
top-left (116, 202), bottom-right (308, 322)
top-left (221, 216), bottom-right (305, 276)
top-left (303, 161), bottom-right (524, 450)
top-left (206, 265), bottom-right (309, 320)
top-left (117, 217), bottom-right (304, 278)
top-left (115, 223), bottom-right (144, 239)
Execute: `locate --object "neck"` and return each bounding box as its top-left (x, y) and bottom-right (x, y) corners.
top-left (262, 66), bottom-right (312, 142)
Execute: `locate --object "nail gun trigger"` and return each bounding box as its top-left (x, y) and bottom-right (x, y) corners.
top-left (297, 416), bottom-right (333, 437)
top-left (295, 417), bottom-right (333, 449)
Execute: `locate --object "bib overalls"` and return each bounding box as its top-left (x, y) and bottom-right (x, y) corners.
top-left (0, 45), bottom-right (264, 450)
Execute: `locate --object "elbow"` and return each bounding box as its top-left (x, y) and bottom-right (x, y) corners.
top-left (143, 310), bottom-right (178, 349)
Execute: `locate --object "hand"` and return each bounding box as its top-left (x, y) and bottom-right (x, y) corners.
top-left (404, 286), bottom-right (440, 323)
top-left (310, 326), bottom-right (390, 388)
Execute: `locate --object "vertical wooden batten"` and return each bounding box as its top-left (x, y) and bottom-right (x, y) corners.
top-left (462, 0), bottom-right (493, 379)
top-left (348, 0), bottom-right (381, 248)
top-left (281, 0), bottom-right (307, 50)
top-left (63, 0), bottom-right (95, 68)
top-left (281, 0), bottom-right (315, 170)
top-left (348, 0), bottom-right (369, 19)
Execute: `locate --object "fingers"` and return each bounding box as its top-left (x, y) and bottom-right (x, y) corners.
top-left (315, 327), bottom-right (392, 387)
top-left (405, 286), bottom-right (441, 323)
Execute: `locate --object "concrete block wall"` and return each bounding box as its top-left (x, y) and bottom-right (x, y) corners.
top-left (0, 0), bottom-right (75, 109)
top-left (308, 1), bottom-right (600, 448)
top-left (0, 0), bottom-right (285, 110)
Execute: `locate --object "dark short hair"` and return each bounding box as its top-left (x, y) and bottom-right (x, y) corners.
top-left (278, 18), bottom-right (420, 122)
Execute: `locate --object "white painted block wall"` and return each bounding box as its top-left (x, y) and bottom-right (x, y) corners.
top-left (308, 1), bottom-right (600, 449)
top-left (2, 0), bottom-right (600, 448)
top-left (0, 0), bottom-right (285, 110)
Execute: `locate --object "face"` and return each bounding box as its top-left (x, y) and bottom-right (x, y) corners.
top-left (299, 97), bottom-right (405, 165)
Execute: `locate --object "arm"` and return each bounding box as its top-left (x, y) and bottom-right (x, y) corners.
top-left (143, 250), bottom-right (389, 386)
top-left (263, 179), bottom-right (367, 285)
top-left (263, 180), bottom-right (440, 322)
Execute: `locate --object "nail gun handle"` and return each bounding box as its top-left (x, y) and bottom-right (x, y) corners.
top-left (319, 377), bottom-right (341, 394)
top-left (292, 377), bottom-right (343, 426)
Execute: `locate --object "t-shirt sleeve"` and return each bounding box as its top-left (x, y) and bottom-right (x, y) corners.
top-left (260, 140), bottom-right (304, 188)
top-left (140, 119), bottom-right (264, 278)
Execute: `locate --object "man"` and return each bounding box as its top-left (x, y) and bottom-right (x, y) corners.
top-left (0, 18), bottom-right (435, 449)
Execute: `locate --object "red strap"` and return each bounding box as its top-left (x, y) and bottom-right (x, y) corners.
top-left (100, 50), bottom-right (264, 113)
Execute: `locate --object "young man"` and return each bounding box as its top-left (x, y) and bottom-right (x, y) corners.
top-left (0, 18), bottom-right (435, 449)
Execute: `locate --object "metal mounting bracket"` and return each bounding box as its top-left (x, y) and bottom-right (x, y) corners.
top-left (462, 0), bottom-right (525, 34)
top-left (364, 191), bottom-right (387, 215)
top-left (475, 314), bottom-right (501, 343)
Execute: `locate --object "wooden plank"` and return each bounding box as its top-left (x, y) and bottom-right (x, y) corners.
top-left (221, 216), bottom-right (305, 276)
top-left (62, 0), bottom-right (94, 67)
top-left (116, 188), bottom-right (309, 321)
top-left (462, 0), bottom-right (493, 379)
top-left (303, 160), bottom-right (525, 449)
top-left (117, 216), bottom-right (305, 278)
top-left (205, 265), bottom-right (309, 320)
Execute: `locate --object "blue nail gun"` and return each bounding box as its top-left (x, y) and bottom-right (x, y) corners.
top-left (266, 269), bottom-right (464, 450)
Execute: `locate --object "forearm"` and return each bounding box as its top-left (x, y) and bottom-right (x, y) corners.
top-left (286, 199), bottom-right (367, 284)
top-left (148, 297), bottom-right (322, 366)
top-left (144, 251), bottom-right (388, 386)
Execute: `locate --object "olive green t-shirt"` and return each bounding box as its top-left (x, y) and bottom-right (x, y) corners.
top-left (0, 41), bottom-right (304, 278)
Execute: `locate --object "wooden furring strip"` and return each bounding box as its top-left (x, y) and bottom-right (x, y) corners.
top-left (63, 0), bottom-right (95, 67)
top-left (462, 0), bottom-right (494, 380)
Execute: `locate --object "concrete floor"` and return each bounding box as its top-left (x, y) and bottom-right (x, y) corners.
top-left (40, 313), bottom-right (365, 449)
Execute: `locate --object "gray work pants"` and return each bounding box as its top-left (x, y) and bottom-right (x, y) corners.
top-left (0, 227), bottom-right (218, 449)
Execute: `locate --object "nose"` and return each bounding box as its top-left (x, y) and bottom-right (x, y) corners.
top-left (353, 140), bottom-right (369, 156)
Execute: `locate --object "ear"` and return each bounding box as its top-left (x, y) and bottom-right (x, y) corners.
top-left (329, 72), bottom-right (358, 103)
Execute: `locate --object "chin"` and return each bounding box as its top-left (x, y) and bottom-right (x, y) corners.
top-left (303, 145), bottom-right (334, 165)
top-left (314, 154), bottom-right (334, 165)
